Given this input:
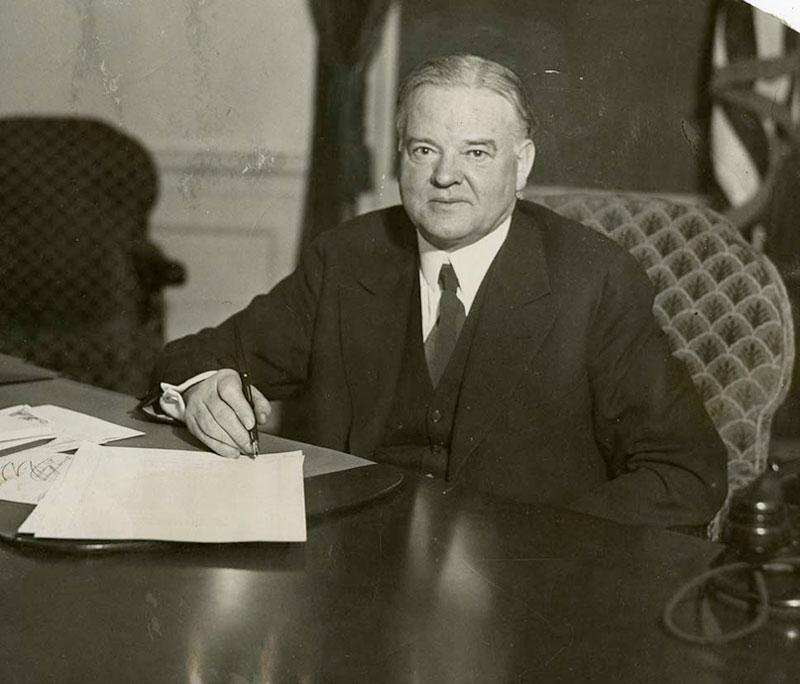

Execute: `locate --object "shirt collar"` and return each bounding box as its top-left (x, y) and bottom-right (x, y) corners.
top-left (417, 214), bottom-right (512, 299)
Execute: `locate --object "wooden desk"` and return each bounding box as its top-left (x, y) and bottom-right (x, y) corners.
top-left (0, 359), bottom-right (797, 682)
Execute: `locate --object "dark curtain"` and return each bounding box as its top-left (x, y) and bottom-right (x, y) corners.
top-left (302, 0), bottom-right (392, 247)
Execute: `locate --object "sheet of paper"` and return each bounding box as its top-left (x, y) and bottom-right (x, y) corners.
top-left (0, 405), bottom-right (55, 444)
top-left (28, 405), bottom-right (143, 450)
top-left (0, 404), bottom-right (143, 454)
top-left (0, 446), bottom-right (73, 504)
top-left (22, 445), bottom-right (307, 543)
top-left (0, 435), bottom-right (55, 452)
top-left (18, 443), bottom-right (95, 535)
top-left (15, 446), bottom-right (77, 533)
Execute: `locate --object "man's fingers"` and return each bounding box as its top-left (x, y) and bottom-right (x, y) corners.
top-left (204, 398), bottom-right (254, 454)
top-left (217, 373), bottom-right (256, 430)
top-left (182, 369), bottom-right (269, 457)
top-left (250, 386), bottom-right (272, 424)
top-left (193, 402), bottom-right (241, 452)
top-left (185, 411), bottom-right (240, 458)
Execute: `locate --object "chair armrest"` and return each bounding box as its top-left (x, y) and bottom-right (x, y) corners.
top-left (131, 240), bottom-right (186, 289)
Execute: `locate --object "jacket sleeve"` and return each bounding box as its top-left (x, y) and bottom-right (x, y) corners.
top-left (569, 252), bottom-right (729, 528)
top-left (150, 235), bottom-right (327, 401)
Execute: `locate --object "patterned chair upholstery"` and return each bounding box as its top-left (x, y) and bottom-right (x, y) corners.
top-left (0, 117), bottom-right (185, 395)
top-left (535, 193), bottom-right (795, 535)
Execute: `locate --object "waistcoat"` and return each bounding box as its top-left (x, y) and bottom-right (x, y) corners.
top-left (374, 273), bottom-right (489, 479)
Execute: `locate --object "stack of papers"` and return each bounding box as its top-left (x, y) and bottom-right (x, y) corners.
top-left (19, 444), bottom-right (307, 543)
top-left (0, 405), bottom-right (144, 504)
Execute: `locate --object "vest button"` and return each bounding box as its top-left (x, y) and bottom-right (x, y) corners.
top-left (430, 408), bottom-right (443, 423)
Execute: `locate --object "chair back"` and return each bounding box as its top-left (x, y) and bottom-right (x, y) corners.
top-left (537, 193), bottom-right (795, 528)
top-left (0, 116), bottom-right (164, 393)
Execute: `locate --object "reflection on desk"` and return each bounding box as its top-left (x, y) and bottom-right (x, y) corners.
top-left (0, 355), bottom-right (797, 683)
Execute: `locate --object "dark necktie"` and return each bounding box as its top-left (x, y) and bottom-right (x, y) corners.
top-left (425, 263), bottom-right (466, 386)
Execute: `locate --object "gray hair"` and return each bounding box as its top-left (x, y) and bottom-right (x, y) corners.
top-left (395, 54), bottom-right (538, 141)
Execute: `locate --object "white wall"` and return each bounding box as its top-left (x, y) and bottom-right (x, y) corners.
top-left (0, 0), bottom-right (317, 340)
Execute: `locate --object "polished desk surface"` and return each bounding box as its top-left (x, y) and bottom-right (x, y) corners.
top-left (0, 358), bottom-right (798, 683)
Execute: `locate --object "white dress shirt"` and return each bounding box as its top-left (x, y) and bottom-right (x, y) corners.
top-left (158, 215), bottom-right (513, 421)
top-left (418, 215), bottom-right (511, 340)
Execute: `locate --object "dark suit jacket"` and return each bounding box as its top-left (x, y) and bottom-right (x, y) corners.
top-left (154, 201), bottom-right (728, 527)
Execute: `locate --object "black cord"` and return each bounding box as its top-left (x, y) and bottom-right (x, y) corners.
top-left (663, 561), bottom-right (771, 644)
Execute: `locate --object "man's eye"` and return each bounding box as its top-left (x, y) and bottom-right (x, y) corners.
top-left (412, 146), bottom-right (433, 157)
top-left (467, 149), bottom-right (487, 159)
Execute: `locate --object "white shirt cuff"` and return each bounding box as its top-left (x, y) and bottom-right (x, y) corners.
top-left (158, 370), bottom-right (218, 421)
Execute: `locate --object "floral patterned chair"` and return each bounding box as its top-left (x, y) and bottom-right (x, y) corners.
top-left (536, 193), bottom-right (795, 537)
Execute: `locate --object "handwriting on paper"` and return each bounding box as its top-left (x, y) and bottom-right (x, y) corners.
top-left (0, 449), bottom-right (73, 504)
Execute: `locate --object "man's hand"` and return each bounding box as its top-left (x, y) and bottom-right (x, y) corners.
top-left (183, 369), bottom-right (271, 457)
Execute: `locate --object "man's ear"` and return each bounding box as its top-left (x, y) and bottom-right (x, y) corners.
top-left (515, 139), bottom-right (536, 192)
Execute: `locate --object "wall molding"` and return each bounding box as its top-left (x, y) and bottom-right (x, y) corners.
top-left (152, 221), bottom-right (282, 237)
top-left (153, 146), bottom-right (308, 178)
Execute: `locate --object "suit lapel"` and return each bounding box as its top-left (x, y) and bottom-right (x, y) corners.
top-left (340, 213), bottom-right (418, 456)
top-left (449, 207), bottom-right (559, 479)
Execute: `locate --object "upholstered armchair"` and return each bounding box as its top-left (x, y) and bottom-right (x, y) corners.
top-left (0, 116), bottom-right (185, 395)
top-left (535, 193), bottom-right (795, 536)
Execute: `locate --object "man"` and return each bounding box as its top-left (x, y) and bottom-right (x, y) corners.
top-left (149, 54), bottom-right (727, 528)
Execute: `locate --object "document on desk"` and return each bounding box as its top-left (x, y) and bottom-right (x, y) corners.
top-left (0, 405), bottom-right (55, 446)
top-left (28, 404), bottom-right (144, 451)
top-left (0, 406), bottom-right (145, 505)
top-left (19, 444), bottom-right (307, 543)
top-left (0, 404), bottom-right (143, 453)
top-left (0, 445), bottom-right (73, 504)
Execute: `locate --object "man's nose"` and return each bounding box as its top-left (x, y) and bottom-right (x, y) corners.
top-left (431, 153), bottom-right (462, 187)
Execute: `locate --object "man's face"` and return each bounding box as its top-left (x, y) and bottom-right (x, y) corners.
top-left (398, 84), bottom-right (535, 251)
